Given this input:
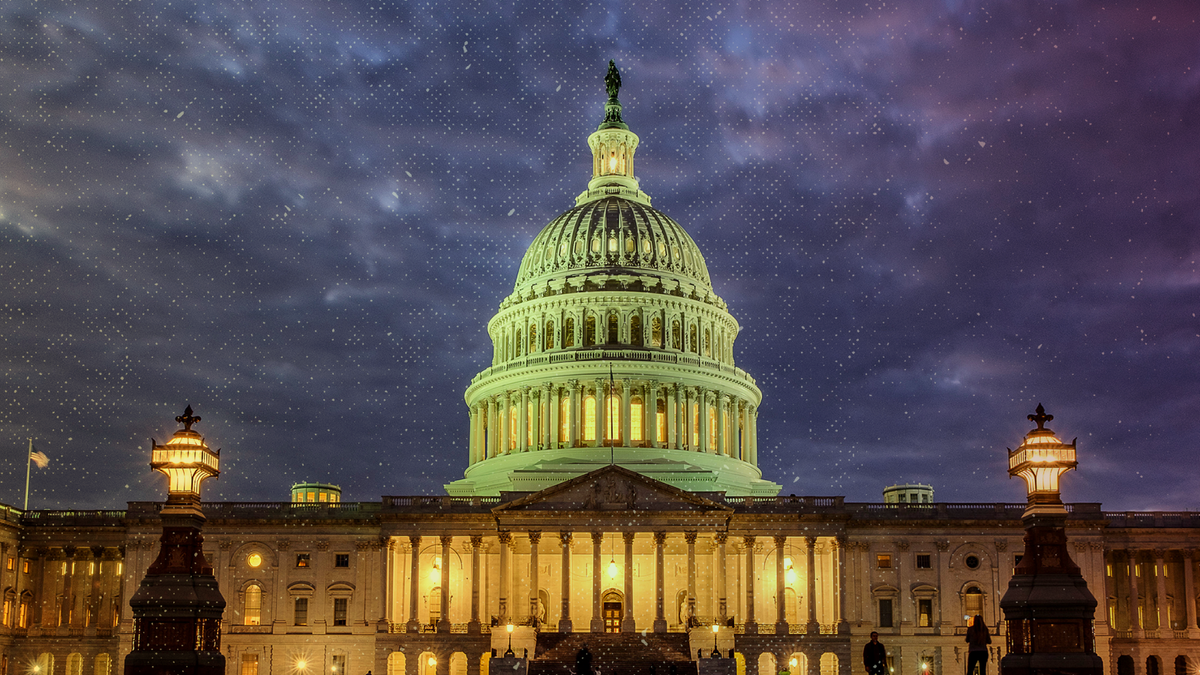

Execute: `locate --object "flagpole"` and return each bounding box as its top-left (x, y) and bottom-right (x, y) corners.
top-left (23, 438), bottom-right (32, 511)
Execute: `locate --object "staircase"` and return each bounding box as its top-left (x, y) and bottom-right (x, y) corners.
top-left (528, 633), bottom-right (697, 675)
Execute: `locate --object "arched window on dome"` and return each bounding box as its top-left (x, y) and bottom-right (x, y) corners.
top-left (575, 240), bottom-right (584, 257)
top-left (630, 315), bottom-right (642, 347)
top-left (689, 325), bottom-right (698, 353)
top-left (559, 397), bottom-right (570, 444)
top-left (584, 316), bottom-right (596, 347)
top-left (630, 397), bottom-right (644, 443)
top-left (605, 395), bottom-right (621, 444)
top-left (704, 328), bottom-right (712, 357)
top-left (583, 396), bottom-right (597, 442)
top-left (671, 321), bottom-right (681, 350)
top-left (515, 329), bottom-right (523, 358)
top-left (651, 317), bottom-right (662, 347)
top-left (559, 240), bottom-right (568, 259)
top-left (607, 235), bottom-right (617, 255)
top-left (545, 321), bottom-right (554, 351)
top-left (564, 318), bottom-right (576, 348)
top-left (607, 313), bottom-right (619, 345)
top-left (625, 236), bottom-right (635, 255)
top-left (528, 325), bottom-right (537, 354)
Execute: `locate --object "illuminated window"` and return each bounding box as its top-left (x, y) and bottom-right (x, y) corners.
top-left (591, 238), bottom-right (600, 254)
top-left (656, 400), bottom-right (667, 443)
top-left (527, 401), bottom-right (534, 446)
top-left (244, 584), bottom-right (262, 626)
top-left (631, 398), bottom-right (644, 442)
top-left (296, 554), bottom-right (310, 568)
top-left (247, 553), bottom-right (262, 568)
top-left (964, 586), bottom-right (983, 618)
top-left (5, 558), bottom-right (11, 570)
top-left (605, 395), bottom-right (622, 443)
top-left (630, 315), bottom-right (642, 346)
top-left (583, 396), bottom-right (596, 441)
top-left (708, 407), bottom-right (717, 448)
top-left (704, 329), bottom-right (711, 357)
top-left (692, 403), bottom-right (700, 448)
top-left (66, 654), bottom-right (82, 675)
top-left (564, 319), bottom-right (575, 348)
top-left (574, 240), bottom-right (583, 256)
top-left (306, 492), bottom-right (315, 502)
top-left (584, 316), bottom-right (596, 347)
top-left (1, 592), bottom-right (10, 626)
top-left (658, 242), bottom-right (666, 258)
top-left (240, 655), bottom-right (258, 675)
top-left (671, 321), bottom-right (681, 350)
top-left (528, 325), bottom-right (537, 353)
top-left (430, 587), bottom-right (441, 623)
top-left (607, 313), bottom-right (618, 344)
top-left (877, 554), bottom-right (892, 569)
top-left (545, 321), bottom-right (554, 350)
top-left (918, 599), bottom-right (932, 627)
top-left (332, 655), bottom-right (347, 675)
top-left (509, 407), bottom-right (518, 450)
top-left (94, 654), bottom-right (111, 675)
top-left (318, 493), bottom-right (327, 502)
top-left (608, 236), bottom-right (617, 253)
top-left (559, 397), bottom-right (570, 443)
top-left (21, 561), bottom-right (28, 574)
top-left (651, 317), bottom-right (662, 347)
top-left (689, 325), bottom-right (698, 353)
top-left (641, 239), bottom-right (650, 254)
top-left (625, 237), bottom-right (635, 254)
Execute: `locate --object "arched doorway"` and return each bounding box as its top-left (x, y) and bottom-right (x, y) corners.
top-left (1117, 655), bottom-right (1134, 675)
top-left (602, 590), bottom-right (623, 633)
top-left (1148, 656), bottom-right (1162, 675)
top-left (1175, 656), bottom-right (1189, 675)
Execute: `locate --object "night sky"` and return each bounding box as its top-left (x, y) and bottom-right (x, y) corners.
top-left (1, 0), bottom-right (1197, 511)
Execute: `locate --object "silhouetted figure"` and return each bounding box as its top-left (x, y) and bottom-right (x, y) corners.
top-left (966, 615), bottom-right (993, 675)
top-left (864, 632), bottom-right (888, 675)
top-left (524, 649), bottom-right (528, 659)
top-left (575, 645), bottom-right (593, 675)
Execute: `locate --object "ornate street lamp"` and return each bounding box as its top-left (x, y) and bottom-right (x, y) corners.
top-left (125, 406), bottom-right (226, 675)
top-left (999, 404), bottom-right (1101, 675)
top-left (505, 623), bottom-right (516, 657)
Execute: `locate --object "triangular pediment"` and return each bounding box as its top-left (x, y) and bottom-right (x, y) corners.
top-left (493, 464), bottom-right (732, 514)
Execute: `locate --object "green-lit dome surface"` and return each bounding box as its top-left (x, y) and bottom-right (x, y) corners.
top-left (515, 196), bottom-right (712, 291)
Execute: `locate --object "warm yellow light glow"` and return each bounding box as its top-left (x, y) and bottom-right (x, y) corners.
top-left (507, 623), bottom-right (514, 634)
top-left (785, 568), bottom-right (798, 585)
top-left (783, 557), bottom-right (793, 569)
top-left (790, 659), bottom-right (798, 670)
top-left (427, 658), bottom-right (436, 667)
top-left (429, 556), bottom-right (442, 583)
top-left (711, 624), bottom-right (719, 634)
top-left (607, 559), bottom-right (618, 579)
top-left (296, 660), bottom-right (308, 671)
top-left (608, 156), bottom-right (617, 172)
top-left (247, 553), bottom-right (262, 568)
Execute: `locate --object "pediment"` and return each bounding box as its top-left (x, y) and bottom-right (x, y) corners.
top-left (493, 464), bottom-right (732, 514)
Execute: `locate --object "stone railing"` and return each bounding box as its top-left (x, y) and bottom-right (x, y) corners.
top-left (471, 349), bottom-right (758, 388)
top-left (1104, 512), bottom-right (1200, 528)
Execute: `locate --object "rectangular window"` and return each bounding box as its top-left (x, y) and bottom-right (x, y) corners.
top-left (335, 554), bottom-right (350, 568)
top-left (5, 558), bottom-right (11, 571)
top-left (918, 599), bottom-right (933, 627)
top-left (332, 655), bottom-right (347, 675)
top-left (878, 599), bottom-right (894, 628)
top-left (877, 554), bottom-right (892, 569)
top-left (21, 561), bottom-right (28, 574)
top-left (583, 397), bottom-right (596, 441)
top-left (296, 553), bottom-right (310, 568)
top-left (333, 598), bottom-right (348, 626)
top-left (294, 597), bottom-right (308, 626)
top-left (241, 655), bottom-right (259, 675)
top-left (631, 401), bottom-right (644, 441)
top-left (656, 411), bottom-right (667, 443)
top-left (916, 554), bottom-right (932, 569)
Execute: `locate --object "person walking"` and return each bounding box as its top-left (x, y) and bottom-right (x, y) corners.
top-left (965, 615), bottom-right (992, 675)
top-left (864, 632), bottom-right (888, 675)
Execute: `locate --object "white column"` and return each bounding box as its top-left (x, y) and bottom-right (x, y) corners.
top-left (529, 532), bottom-right (541, 623)
top-left (406, 536), bottom-right (421, 632)
top-left (749, 405), bottom-right (759, 465)
top-left (622, 532), bottom-right (635, 632)
top-left (468, 406), bottom-right (479, 464)
top-left (775, 535), bottom-right (788, 634)
top-left (559, 533), bottom-right (573, 633)
top-left (549, 385), bottom-right (560, 450)
top-left (1184, 551), bottom-right (1198, 637)
top-left (699, 390), bottom-right (710, 453)
top-left (647, 381), bottom-right (659, 448)
top-left (806, 536), bottom-right (819, 633)
top-left (591, 532), bottom-right (603, 632)
top-left (1129, 550), bottom-right (1143, 637)
top-left (1155, 550), bottom-right (1168, 632)
top-left (716, 533), bottom-right (728, 622)
top-left (438, 535), bottom-right (452, 632)
top-left (686, 532), bottom-right (698, 620)
top-left (470, 536), bottom-right (482, 631)
top-left (744, 536), bottom-right (757, 634)
top-left (654, 532), bottom-right (667, 633)
top-left (671, 385), bottom-right (682, 450)
top-left (568, 380), bottom-right (580, 447)
top-left (498, 532), bottom-right (511, 622)
top-left (488, 397), bottom-right (498, 458)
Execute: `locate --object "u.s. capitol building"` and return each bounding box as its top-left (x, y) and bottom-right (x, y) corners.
top-left (0, 65), bottom-right (1193, 675)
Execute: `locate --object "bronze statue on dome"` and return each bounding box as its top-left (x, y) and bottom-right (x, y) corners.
top-left (605, 60), bottom-right (621, 100)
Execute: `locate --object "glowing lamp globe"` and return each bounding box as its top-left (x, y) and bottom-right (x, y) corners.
top-left (150, 405), bottom-right (220, 508)
top-left (1007, 403), bottom-right (1076, 514)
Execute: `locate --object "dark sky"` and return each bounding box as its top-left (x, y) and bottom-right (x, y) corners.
top-left (1, 0), bottom-right (1197, 511)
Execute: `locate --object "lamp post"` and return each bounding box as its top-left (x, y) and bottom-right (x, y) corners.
top-left (125, 405), bottom-right (226, 675)
top-left (505, 623), bottom-right (515, 657)
top-left (998, 404), bottom-right (1101, 675)
top-left (711, 623), bottom-right (719, 658)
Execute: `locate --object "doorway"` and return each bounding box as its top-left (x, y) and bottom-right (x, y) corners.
top-left (603, 590), bottom-right (623, 633)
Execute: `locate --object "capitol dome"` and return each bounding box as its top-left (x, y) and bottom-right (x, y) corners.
top-left (445, 62), bottom-right (779, 497)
